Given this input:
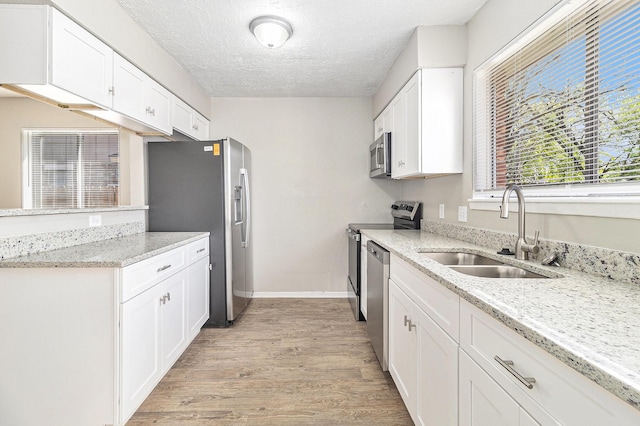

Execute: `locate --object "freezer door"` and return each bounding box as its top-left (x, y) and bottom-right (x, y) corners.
top-left (227, 139), bottom-right (252, 321)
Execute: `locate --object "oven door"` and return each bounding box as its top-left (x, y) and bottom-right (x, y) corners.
top-left (346, 228), bottom-right (364, 320)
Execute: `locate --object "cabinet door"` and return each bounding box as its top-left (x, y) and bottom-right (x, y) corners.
top-left (50, 9), bottom-right (113, 108)
top-left (112, 53), bottom-right (146, 122)
top-left (388, 279), bottom-right (417, 419)
top-left (172, 96), bottom-right (193, 137)
top-left (120, 284), bottom-right (162, 423)
top-left (402, 72), bottom-right (421, 177)
top-left (187, 256), bottom-right (210, 340)
top-left (390, 93), bottom-right (406, 178)
top-left (374, 115), bottom-right (384, 140)
top-left (192, 111), bottom-right (210, 140)
top-left (416, 306), bottom-right (458, 426)
top-left (144, 78), bottom-right (172, 134)
top-left (459, 349), bottom-right (531, 426)
top-left (160, 270), bottom-right (188, 368)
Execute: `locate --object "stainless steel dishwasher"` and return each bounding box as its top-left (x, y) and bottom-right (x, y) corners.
top-left (366, 240), bottom-right (390, 371)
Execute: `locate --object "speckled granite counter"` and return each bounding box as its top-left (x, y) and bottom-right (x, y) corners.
top-left (0, 232), bottom-right (209, 268)
top-left (363, 229), bottom-right (640, 411)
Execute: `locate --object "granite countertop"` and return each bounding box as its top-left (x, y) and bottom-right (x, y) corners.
top-left (363, 229), bottom-right (640, 411)
top-left (0, 232), bottom-right (209, 268)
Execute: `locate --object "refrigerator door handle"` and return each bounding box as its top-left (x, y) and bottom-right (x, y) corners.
top-left (233, 185), bottom-right (243, 225)
top-left (241, 168), bottom-right (250, 248)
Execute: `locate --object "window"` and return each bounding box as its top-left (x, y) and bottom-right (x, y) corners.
top-left (22, 129), bottom-right (119, 209)
top-left (474, 0), bottom-right (640, 203)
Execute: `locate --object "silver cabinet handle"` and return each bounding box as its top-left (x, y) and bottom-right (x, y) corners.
top-left (403, 315), bottom-right (416, 331)
top-left (157, 264), bottom-right (171, 273)
top-left (197, 248), bottom-right (205, 253)
top-left (159, 292), bottom-right (171, 305)
top-left (494, 356), bottom-right (536, 389)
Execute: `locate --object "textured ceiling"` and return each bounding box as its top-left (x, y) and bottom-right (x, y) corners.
top-left (116, 0), bottom-right (487, 97)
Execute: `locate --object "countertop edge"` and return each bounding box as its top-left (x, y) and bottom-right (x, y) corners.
top-left (0, 232), bottom-right (210, 268)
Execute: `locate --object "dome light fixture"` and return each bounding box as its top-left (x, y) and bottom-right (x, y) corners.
top-left (250, 16), bottom-right (292, 49)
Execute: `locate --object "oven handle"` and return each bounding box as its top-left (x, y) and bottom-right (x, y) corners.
top-left (345, 229), bottom-right (361, 241)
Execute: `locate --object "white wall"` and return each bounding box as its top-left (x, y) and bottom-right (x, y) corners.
top-left (211, 97), bottom-right (402, 294)
top-left (400, 0), bottom-right (640, 253)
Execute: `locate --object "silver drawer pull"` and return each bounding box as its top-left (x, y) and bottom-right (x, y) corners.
top-left (494, 356), bottom-right (536, 389)
top-left (403, 315), bottom-right (416, 331)
top-left (196, 248), bottom-right (205, 253)
top-left (157, 264), bottom-right (171, 273)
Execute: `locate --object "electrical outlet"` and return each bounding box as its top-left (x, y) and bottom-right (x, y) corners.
top-left (439, 204), bottom-right (445, 219)
top-left (457, 206), bottom-right (468, 222)
top-left (89, 215), bottom-right (102, 227)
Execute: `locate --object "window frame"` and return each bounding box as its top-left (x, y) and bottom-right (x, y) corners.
top-left (471, 0), bottom-right (640, 219)
top-left (21, 128), bottom-right (120, 209)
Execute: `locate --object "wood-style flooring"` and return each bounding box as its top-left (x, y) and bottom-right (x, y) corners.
top-left (128, 298), bottom-right (413, 425)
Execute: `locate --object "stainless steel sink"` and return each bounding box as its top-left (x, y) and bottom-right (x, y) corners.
top-left (421, 250), bottom-right (551, 279)
top-left (421, 251), bottom-right (504, 266)
top-left (449, 265), bottom-right (549, 279)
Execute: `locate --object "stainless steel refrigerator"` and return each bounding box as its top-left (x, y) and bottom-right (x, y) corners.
top-left (147, 138), bottom-right (252, 327)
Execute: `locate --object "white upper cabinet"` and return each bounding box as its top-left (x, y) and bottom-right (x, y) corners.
top-left (173, 96), bottom-right (210, 141)
top-left (112, 53), bottom-right (146, 122)
top-left (0, 5), bottom-right (113, 108)
top-left (375, 68), bottom-right (463, 179)
top-left (0, 4), bottom-right (192, 136)
top-left (49, 9), bottom-right (114, 108)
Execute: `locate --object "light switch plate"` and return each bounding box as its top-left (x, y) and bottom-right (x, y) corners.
top-left (89, 215), bottom-right (102, 227)
top-left (439, 204), bottom-right (445, 219)
top-left (458, 206), bottom-right (468, 222)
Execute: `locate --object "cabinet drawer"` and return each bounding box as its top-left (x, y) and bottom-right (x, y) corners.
top-left (121, 247), bottom-right (186, 302)
top-left (390, 254), bottom-right (459, 341)
top-left (186, 237), bottom-right (209, 264)
top-left (460, 299), bottom-right (640, 425)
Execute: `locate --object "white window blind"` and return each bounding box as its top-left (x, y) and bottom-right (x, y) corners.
top-left (474, 0), bottom-right (640, 197)
top-left (24, 130), bottom-right (119, 209)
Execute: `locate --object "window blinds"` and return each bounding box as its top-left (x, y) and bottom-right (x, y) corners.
top-left (474, 0), bottom-right (640, 194)
top-left (26, 130), bottom-right (119, 208)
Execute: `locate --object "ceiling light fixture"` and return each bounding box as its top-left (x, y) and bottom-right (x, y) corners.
top-left (250, 16), bottom-right (292, 49)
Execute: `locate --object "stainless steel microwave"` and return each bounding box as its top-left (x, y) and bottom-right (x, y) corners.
top-left (369, 132), bottom-right (391, 178)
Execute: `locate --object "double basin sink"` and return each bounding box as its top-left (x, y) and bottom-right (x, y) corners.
top-left (421, 251), bottom-right (551, 279)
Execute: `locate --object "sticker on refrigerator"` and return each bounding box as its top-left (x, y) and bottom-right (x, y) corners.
top-left (213, 143), bottom-right (221, 156)
top-left (204, 145), bottom-right (213, 152)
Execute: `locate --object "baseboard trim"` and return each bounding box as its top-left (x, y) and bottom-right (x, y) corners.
top-left (252, 291), bottom-right (348, 299)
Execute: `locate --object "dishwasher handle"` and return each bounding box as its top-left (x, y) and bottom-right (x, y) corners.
top-left (367, 240), bottom-right (389, 263)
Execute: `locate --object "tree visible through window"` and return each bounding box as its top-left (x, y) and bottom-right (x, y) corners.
top-left (474, 0), bottom-right (640, 196)
top-left (23, 130), bottom-right (119, 209)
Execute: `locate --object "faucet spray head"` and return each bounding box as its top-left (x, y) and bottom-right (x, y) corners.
top-left (500, 185), bottom-right (512, 219)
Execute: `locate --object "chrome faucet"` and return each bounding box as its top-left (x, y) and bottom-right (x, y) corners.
top-left (500, 184), bottom-right (540, 260)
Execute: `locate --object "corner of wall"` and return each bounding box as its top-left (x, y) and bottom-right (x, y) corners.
top-left (372, 25), bottom-right (469, 118)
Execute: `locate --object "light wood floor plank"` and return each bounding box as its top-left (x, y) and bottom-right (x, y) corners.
top-left (128, 298), bottom-right (412, 425)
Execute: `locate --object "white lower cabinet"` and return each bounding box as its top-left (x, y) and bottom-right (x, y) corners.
top-left (388, 255), bottom-right (640, 426)
top-left (121, 268), bottom-right (188, 421)
top-left (459, 349), bottom-right (541, 426)
top-left (389, 279), bottom-right (417, 410)
top-left (0, 236), bottom-right (209, 426)
top-left (187, 256), bottom-right (210, 340)
top-left (388, 254), bottom-right (459, 425)
top-left (460, 299), bottom-right (640, 426)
